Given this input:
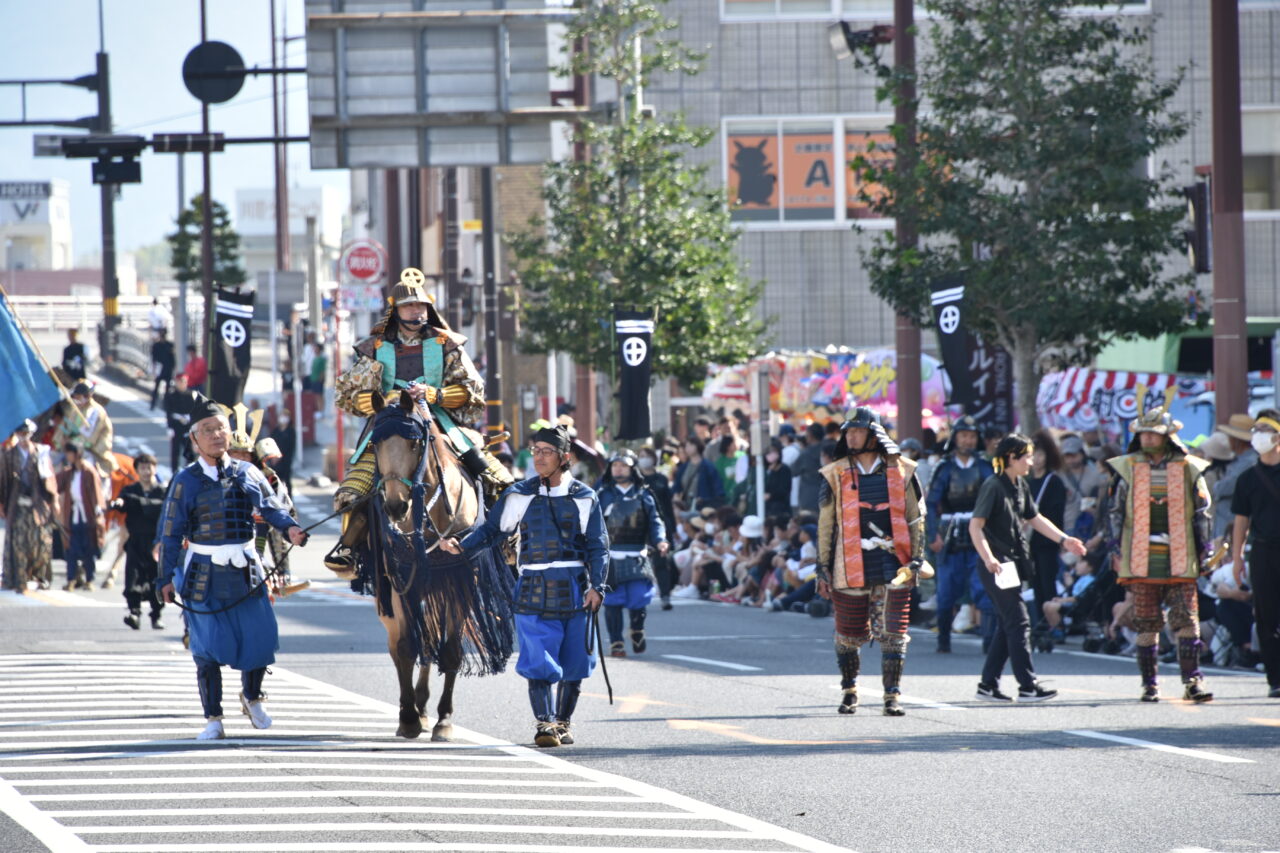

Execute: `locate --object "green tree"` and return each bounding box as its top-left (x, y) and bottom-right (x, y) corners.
top-left (167, 194), bottom-right (247, 287)
top-left (850, 0), bottom-right (1198, 429)
top-left (509, 0), bottom-right (766, 389)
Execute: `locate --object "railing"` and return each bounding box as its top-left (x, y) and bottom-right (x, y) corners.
top-left (6, 295), bottom-right (156, 334)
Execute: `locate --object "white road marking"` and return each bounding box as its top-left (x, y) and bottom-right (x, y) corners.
top-left (660, 654), bottom-right (763, 672)
top-left (1064, 729), bottom-right (1255, 764)
top-left (829, 685), bottom-right (968, 711)
top-left (0, 655), bottom-right (844, 853)
top-left (1056, 648), bottom-right (1266, 679)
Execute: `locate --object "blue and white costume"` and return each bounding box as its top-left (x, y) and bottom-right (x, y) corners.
top-left (598, 463), bottom-right (667, 655)
top-left (457, 474), bottom-right (608, 726)
top-left (159, 454), bottom-right (298, 722)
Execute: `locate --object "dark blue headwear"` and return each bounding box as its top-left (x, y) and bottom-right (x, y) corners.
top-left (533, 424), bottom-right (573, 454)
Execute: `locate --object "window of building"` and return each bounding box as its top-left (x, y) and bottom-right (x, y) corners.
top-left (725, 115), bottom-right (890, 227)
top-left (721, 0), bottom-right (1147, 22)
top-left (1244, 108), bottom-right (1280, 212)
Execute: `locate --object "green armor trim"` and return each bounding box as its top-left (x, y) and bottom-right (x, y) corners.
top-left (348, 337), bottom-right (476, 465)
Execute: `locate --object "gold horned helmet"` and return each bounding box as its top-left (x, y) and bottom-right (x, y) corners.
top-left (388, 267), bottom-right (434, 307)
top-left (1131, 385), bottom-right (1182, 437)
top-left (217, 402), bottom-right (265, 455)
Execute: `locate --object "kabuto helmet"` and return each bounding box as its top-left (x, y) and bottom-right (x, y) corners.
top-left (1126, 385), bottom-right (1187, 455)
top-left (383, 267), bottom-right (451, 334)
top-left (222, 403), bottom-right (265, 455)
top-left (943, 414), bottom-right (982, 453)
top-left (601, 448), bottom-right (639, 485)
top-left (835, 405), bottom-right (900, 459)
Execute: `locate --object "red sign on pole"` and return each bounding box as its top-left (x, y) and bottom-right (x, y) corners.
top-left (340, 239), bottom-right (387, 283)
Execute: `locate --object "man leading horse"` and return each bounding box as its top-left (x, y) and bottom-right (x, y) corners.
top-left (326, 267), bottom-right (513, 575)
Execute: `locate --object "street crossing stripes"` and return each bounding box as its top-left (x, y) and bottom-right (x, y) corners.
top-left (0, 654), bottom-right (846, 853)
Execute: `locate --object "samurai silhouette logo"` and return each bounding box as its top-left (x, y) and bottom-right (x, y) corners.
top-left (732, 140), bottom-right (777, 206)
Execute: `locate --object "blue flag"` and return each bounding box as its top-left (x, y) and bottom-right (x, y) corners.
top-left (0, 292), bottom-right (62, 439)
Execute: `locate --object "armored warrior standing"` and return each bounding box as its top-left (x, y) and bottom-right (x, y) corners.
top-left (926, 415), bottom-right (994, 653)
top-left (816, 407), bottom-right (928, 717)
top-left (1106, 400), bottom-right (1214, 703)
top-left (158, 394), bottom-right (310, 740)
top-left (598, 449), bottom-right (668, 658)
top-left (442, 425), bottom-right (607, 748)
top-left (325, 268), bottom-right (512, 575)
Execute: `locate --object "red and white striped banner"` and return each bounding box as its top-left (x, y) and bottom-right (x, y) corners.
top-left (1037, 367), bottom-right (1202, 429)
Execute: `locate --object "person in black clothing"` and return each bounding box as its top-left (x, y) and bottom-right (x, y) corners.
top-left (636, 446), bottom-right (678, 610)
top-left (762, 439), bottom-right (793, 522)
top-left (61, 329), bottom-right (87, 381)
top-left (969, 434), bottom-right (1086, 703)
top-left (792, 423), bottom-right (826, 515)
top-left (150, 329), bottom-right (177, 411)
top-left (267, 409), bottom-right (297, 495)
top-left (163, 373), bottom-right (199, 474)
top-left (1027, 430), bottom-right (1068, 631)
top-left (111, 452), bottom-right (167, 630)
top-left (1231, 408), bottom-right (1280, 698)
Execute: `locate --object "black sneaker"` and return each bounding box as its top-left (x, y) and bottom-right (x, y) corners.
top-left (1017, 684), bottom-right (1058, 703)
top-left (975, 682), bottom-right (1013, 702)
top-left (534, 722), bottom-right (561, 748)
top-left (1268, 687), bottom-right (1280, 699)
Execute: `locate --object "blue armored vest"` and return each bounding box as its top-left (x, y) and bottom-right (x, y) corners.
top-left (519, 490), bottom-right (587, 565)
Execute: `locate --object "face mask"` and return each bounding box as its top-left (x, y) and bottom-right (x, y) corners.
top-left (1252, 432), bottom-right (1278, 455)
top-left (765, 453), bottom-right (779, 464)
top-left (637, 457), bottom-right (655, 470)
top-left (704, 523), bottom-right (717, 535)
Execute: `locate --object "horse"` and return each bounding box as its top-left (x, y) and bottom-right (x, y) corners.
top-left (362, 390), bottom-right (513, 741)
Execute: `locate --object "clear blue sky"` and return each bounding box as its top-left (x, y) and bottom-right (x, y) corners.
top-left (0, 0), bottom-right (349, 259)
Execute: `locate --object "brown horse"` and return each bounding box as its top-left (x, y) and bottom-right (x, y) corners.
top-left (367, 390), bottom-right (486, 742)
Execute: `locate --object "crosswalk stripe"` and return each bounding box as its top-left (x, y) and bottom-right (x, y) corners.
top-left (0, 655), bottom-right (845, 853)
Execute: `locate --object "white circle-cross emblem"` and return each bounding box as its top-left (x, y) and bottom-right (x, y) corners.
top-left (220, 318), bottom-right (246, 348)
top-left (939, 305), bottom-right (961, 335)
top-left (622, 336), bottom-right (647, 367)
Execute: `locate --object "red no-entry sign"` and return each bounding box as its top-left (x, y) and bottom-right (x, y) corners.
top-left (340, 240), bottom-right (387, 283)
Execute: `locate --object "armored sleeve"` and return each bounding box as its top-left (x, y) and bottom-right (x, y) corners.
top-left (159, 476), bottom-right (192, 585)
top-left (441, 346), bottom-right (485, 426)
top-left (924, 462), bottom-right (947, 542)
top-left (1107, 477), bottom-right (1128, 552)
top-left (642, 488), bottom-right (667, 545)
top-left (334, 355), bottom-right (384, 417)
top-left (816, 477), bottom-right (835, 584)
top-left (459, 487), bottom-right (519, 554)
top-left (1191, 468), bottom-right (1212, 563)
top-left (583, 494), bottom-right (609, 590)
top-left (237, 466), bottom-right (297, 532)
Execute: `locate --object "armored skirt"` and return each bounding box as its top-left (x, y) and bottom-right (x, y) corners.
top-left (179, 549), bottom-right (278, 672)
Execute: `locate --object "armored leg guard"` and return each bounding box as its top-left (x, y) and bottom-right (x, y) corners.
top-left (629, 608), bottom-right (647, 653)
top-left (1137, 643), bottom-right (1160, 702)
top-left (241, 667), bottom-right (266, 703)
top-left (605, 605), bottom-right (624, 646)
top-left (479, 448), bottom-right (515, 507)
top-left (195, 657), bottom-right (223, 719)
top-left (527, 678), bottom-right (555, 723)
top-left (325, 446), bottom-right (378, 575)
top-left (554, 679), bottom-right (581, 744)
top-left (882, 652), bottom-right (906, 716)
top-left (837, 647), bottom-right (860, 715)
top-left (1179, 638), bottom-right (1213, 703)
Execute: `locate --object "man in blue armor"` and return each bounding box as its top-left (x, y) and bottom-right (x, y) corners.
top-left (441, 424), bottom-right (607, 748)
top-left (159, 394), bottom-right (309, 740)
top-left (926, 415), bottom-right (995, 653)
top-left (598, 449), bottom-right (668, 658)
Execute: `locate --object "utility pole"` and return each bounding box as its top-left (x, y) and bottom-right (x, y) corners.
top-left (892, 0), bottom-right (922, 443)
top-left (94, 50), bottom-right (120, 345)
top-left (199, 0), bottom-right (215, 360)
top-left (1211, 0), bottom-right (1247, 423)
top-left (481, 167), bottom-right (502, 435)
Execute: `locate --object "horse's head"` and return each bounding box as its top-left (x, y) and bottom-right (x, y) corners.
top-left (369, 392), bottom-right (428, 525)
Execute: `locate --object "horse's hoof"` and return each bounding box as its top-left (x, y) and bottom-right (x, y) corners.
top-left (396, 717), bottom-right (423, 739)
top-left (431, 725), bottom-right (453, 742)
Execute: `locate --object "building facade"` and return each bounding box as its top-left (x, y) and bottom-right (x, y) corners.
top-left (648, 0), bottom-right (1280, 352)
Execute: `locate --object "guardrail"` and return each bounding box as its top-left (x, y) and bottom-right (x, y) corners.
top-left (7, 295), bottom-right (156, 333)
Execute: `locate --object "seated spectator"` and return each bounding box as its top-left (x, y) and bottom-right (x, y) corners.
top-left (1042, 555), bottom-right (1096, 638)
top-left (1209, 560), bottom-right (1256, 668)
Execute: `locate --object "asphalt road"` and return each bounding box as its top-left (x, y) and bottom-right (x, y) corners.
top-left (1, 375), bottom-right (1278, 853)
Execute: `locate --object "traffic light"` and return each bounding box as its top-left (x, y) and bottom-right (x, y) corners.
top-left (1182, 181), bottom-right (1211, 274)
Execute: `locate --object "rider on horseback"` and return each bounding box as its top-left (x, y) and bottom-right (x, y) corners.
top-left (325, 268), bottom-right (513, 576)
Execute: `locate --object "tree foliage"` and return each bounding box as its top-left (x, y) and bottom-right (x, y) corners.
top-left (167, 194), bottom-right (247, 287)
top-left (509, 0), bottom-right (766, 388)
top-left (851, 0), bottom-right (1198, 428)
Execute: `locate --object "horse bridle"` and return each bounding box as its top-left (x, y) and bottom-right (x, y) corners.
top-left (373, 396), bottom-right (468, 547)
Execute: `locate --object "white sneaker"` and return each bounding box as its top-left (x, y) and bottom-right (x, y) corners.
top-left (197, 719), bottom-right (225, 740)
top-left (672, 585), bottom-right (700, 599)
top-left (240, 692), bottom-right (272, 729)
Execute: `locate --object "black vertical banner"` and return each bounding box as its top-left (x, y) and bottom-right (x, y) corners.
top-left (209, 287), bottom-right (255, 406)
top-left (614, 309), bottom-right (654, 441)
top-left (930, 275), bottom-right (976, 407)
top-left (964, 336), bottom-right (1015, 434)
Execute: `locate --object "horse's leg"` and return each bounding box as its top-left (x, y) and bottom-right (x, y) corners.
top-left (381, 600), bottom-right (423, 739)
top-left (414, 661), bottom-right (432, 725)
top-left (431, 635), bottom-right (462, 742)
